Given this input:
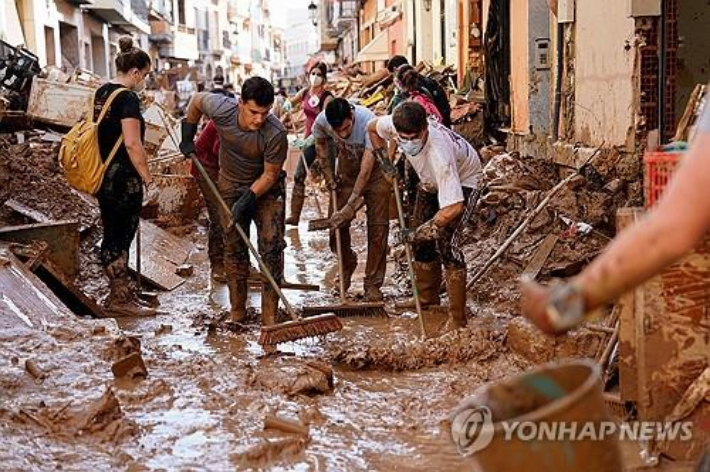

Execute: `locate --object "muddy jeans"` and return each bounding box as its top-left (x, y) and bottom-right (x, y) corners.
top-left (220, 175), bottom-right (286, 323)
top-left (97, 164), bottom-right (143, 267)
top-left (329, 166), bottom-right (391, 291)
top-left (411, 185), bottom-right (478, 270)
top-left (195, 166), bottom-right (225, 267)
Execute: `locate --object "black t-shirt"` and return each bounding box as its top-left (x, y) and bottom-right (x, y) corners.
top-left (93, 83), bottom-right (145, 181)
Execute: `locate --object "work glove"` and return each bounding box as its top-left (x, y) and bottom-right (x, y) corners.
top-left (393, 219), bottom-right (441, 246)
top-left (294, 135), bottom-right (315, 150)
top-left (373, 148), bottom-right (397, 183)
top-left (180, 121), bottom-right (198, 157)
top-left (231, 187), bottom-right (257, 224)
top-left (282, 100), bottom-right (293, 114)
top-left (330, 194), bottom-right (364, 229)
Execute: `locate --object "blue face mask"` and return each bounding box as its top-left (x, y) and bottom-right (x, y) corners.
top-left (398, 137), bottom-right (425, 156)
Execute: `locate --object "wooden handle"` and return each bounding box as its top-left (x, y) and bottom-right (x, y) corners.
top-left (332, 190), bottom-right (347, 303)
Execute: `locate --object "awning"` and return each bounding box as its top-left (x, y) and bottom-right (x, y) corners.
top-left (356, 30), bottom-right (389, 63)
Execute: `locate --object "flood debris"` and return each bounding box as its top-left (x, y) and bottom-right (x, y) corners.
top-left (232, 436), bottom-right (310, 469)
top-left (24, 358), bottom-right (48, 381)
top-left (263, 415), bottom-right (310, 436)
top-left (111, 352), bottom-right (148, 380)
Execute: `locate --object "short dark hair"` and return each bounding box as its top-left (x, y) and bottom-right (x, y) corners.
top-left (387, 55), bottom-right (409, 73)
top-left (392, 101), bottom-right (428, 134)
top-left (115, 36), bottom-right (151, 74)
top-left (325, 98), bottom-right (353, 129)
top-left (241, 76), bottom-right (275, 107)
top-left (213, 74), bottom-right (225, 85)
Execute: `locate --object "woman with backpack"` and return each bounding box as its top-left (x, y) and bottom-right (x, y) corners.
top-left (395, 65), bottom-right (445, 124)
top-left (281, 62), bottom-right (334, 225)
top-left (94, 36), bottom-right (155, 317)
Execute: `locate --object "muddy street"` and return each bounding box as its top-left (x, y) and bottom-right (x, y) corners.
top-left (0, 196), bottom-right (533, 471)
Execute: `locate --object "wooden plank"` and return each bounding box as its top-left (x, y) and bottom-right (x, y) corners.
top-left (4, 199), bottom-right (52, 224)
top-left (0, 221), bottom-right (80, 277)
top-left (34, 258), bottom-right (106, 319)
top-left (127, 219), bottom-right (193, 291)
top-left (521, 234), bottom-right (558, 280)
top-left (616, 208), bottom-right (639, 403)
top-left (0, 248), bottom-right (76, 339)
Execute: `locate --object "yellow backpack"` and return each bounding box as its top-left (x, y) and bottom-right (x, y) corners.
top-left (58, 87), bottom-right (128, 195)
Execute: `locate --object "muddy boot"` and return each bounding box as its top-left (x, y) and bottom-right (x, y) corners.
top-left (444, 267), bottom-right (467, 330)
top-left (210, 258), bottom-right (227, 284)
top-left (285, 185), bottom-right (305, 226)
top-left (335, 256), bottom-right (357, 295)
top-left (104, 256), bottom-right (157, 317)
top-left (396, 261), bottom-right (442, 309)
top-left (363, 285), bottom-right (384, 302)
top-left (227, 279), bottom-right (248, 326)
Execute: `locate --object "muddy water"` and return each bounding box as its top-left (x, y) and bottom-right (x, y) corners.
top-left (0, 198), bottom-right (527, 471)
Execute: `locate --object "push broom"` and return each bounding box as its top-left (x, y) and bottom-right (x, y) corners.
top-left (190, 155), bottom-right (343, 346)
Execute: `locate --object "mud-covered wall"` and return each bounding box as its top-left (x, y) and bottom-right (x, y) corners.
top-left (676, 1), bottom-right (710, 120)
top-left (573, 0), bottom-right (636, 147)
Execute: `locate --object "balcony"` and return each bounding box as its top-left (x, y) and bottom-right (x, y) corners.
top-left (148, 0), bottom-right (172, 22)
top-left (86, 0), bottom-right (150, 33)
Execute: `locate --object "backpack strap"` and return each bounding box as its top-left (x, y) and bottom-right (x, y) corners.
top-left (93, 87), bottom-right (129, 124)
top-left (94, 87), bottom-right (130, 167)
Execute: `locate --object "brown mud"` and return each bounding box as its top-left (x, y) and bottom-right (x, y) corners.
top-left (1, 140), bottom-right (677, 471)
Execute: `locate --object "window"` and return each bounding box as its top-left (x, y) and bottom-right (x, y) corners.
top-left (177, 0), bottom-right (186, 25)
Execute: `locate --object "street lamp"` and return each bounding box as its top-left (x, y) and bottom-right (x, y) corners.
top-left (308, 1), bottom-right (318, 26)
top-left (424, 0), bottom-right (432, 11)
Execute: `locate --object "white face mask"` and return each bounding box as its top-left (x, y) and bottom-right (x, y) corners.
top-left (398, 137), bottom-right (425, 156)
top-left (133, 79), bottom-right (146, 93)
top-left (309, 73), bottom-right (324, 87)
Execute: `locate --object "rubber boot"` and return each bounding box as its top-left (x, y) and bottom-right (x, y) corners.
top-left (103, 256), bottom-right (157, 317)
top-left (227, 279), bottom-right (248, 325)
top-left (444, 267), bottom-right (467, 329)
top-left (285, 185), bottom-right (306, 226)
top-left (363, 285), bottom-right (384, 302)
top-left (397, 261), bottom-right (442, 309)
top-left (210, 257), bottom-right (227, 284)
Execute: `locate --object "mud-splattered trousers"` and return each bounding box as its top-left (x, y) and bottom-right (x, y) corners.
top-left (219, 175), bottom-right (286, 325)
top-left (195, 165), bottom-right (225, 269)
top-left (97, 163), bottom-right (143, 267)
top-left (329, 156), bottom-right (391, 292)
top-left (411, 185), bottom-right (479, 269)
top-left (292, 144), bottom-right (317, 195)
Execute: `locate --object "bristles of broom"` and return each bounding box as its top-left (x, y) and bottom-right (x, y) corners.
top-left (307, 218), bottom-right (331, 232)
top-left (302, 302), bottom-right (386, 318)
top-left (259, 314), bottom-right (343, 346)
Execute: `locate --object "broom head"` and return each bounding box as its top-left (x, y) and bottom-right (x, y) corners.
top-left (302, 301), bottom-right (386, 318)
top-left (259, 314), bottom-right (343, 346)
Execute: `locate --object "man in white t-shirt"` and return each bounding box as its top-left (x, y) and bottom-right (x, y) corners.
top-left (368, 101), bottom-right (483, 329)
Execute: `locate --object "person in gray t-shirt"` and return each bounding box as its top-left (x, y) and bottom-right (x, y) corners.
top-left (312, 98), bottom-right (391, 301)
top-left (180, 77), bottom-right (288, 329)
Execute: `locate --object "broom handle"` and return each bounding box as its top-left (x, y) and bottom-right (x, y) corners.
top-left (332, 190), bottom-right (347, 303)
top-left (136, 220), bottom-right (142, 293)
top-left (392, 181), bottom-right (427, 339)
top-left (191, 155), bottom-right (299, 322)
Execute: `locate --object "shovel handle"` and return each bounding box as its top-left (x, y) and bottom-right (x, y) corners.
top-left (392, 180), bottom-right (427, 339)
top-left (331, 190), bottom-right (347, 303)
top-left (190, 155), bottom-right (299, 322)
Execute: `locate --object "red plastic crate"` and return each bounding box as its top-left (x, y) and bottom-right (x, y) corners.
top-left (644, 151), bottom-right (682, 207)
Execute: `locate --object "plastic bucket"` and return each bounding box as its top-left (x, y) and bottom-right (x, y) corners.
top-left (458, 359), bottom-right (623, 472)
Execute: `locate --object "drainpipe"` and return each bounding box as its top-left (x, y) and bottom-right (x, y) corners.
top-left (552, 22), bottom-right (564, 141)
top-left (657, 1), bottom-right (666, 143)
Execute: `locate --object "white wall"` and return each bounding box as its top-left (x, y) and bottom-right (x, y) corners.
top-left (574, 0), bottom-right (636, 147)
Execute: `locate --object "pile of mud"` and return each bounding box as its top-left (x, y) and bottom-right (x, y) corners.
top-left (454, 149), bottom-right (641, 315)
top-left (331, 324), bottom-right (506, 371)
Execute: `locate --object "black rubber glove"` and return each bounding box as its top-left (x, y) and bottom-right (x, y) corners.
top-left (231, 187), bottom-right (256, 223)
top-left (180, 121), bottom-right (198, 156)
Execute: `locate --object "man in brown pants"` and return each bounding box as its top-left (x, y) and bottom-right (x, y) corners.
top-left (180, 77), bottom-right (288, 327)
top-left (314, 98), bottom-right (391, 302)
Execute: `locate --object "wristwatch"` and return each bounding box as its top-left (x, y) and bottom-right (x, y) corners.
top-left (545, 282), bottom-right (585, 332)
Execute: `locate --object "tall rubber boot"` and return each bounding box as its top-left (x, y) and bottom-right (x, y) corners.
top-left (261, 286), bottom-right (279, 327)
top-left (227, 262), bottom-right (249, 325)
top-left (445, 267), bottom-right (467, 329)
top-left (103, 256), bottom-right (157, 317)
top-left (285, 184), bottom-right (306, 226)
top-left (397, 261), bottom-right (442, 309)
